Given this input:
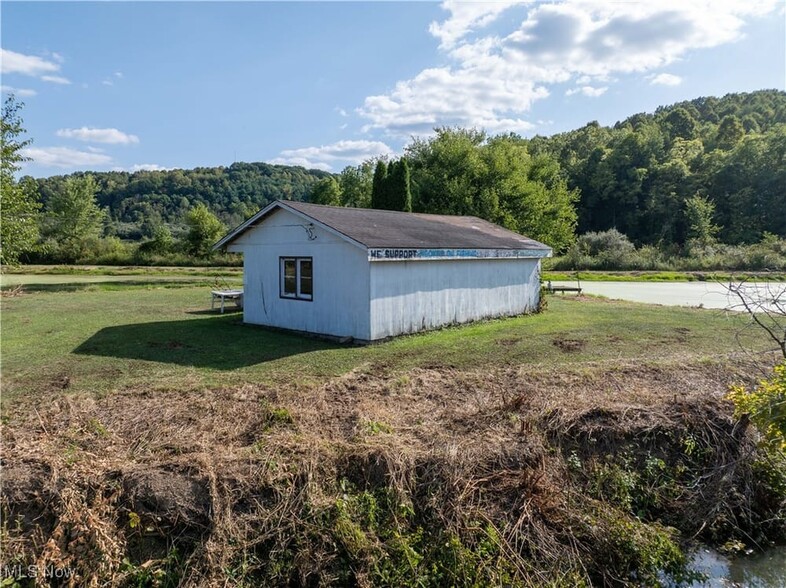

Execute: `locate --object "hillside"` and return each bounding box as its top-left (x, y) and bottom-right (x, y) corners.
top-left (29, 90), bottom-right (786, 248)
top-left (32, 162), bottom-right (331, 240)
top-left (530, 89), bottom-right (786, 244)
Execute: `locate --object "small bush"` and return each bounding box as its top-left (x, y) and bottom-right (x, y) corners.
top-left (728, 363), bottom-right (786, 453)
top-left (552, 233), bottom-right (786, 272)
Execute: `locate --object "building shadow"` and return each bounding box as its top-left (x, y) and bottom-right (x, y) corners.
top-left (73, 314), bottom-right (337, 370)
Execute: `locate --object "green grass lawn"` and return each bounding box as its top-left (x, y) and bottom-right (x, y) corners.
top-left (0, 283), bottom-right (767, 403)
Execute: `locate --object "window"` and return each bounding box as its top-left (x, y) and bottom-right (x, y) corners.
top-left (280, 257), bottom-right (313, 301)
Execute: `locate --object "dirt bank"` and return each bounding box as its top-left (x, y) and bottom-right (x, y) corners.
top-left (2, 358), bottom-right (784, 586)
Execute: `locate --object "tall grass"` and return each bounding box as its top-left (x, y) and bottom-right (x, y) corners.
top-left (550, 230), bottom-right (786, 272)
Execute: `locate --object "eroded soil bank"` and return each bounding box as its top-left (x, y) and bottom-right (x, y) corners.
top-left (2, 359), bottom-right (784, 586)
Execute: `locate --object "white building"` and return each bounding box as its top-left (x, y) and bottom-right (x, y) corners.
top-left (214, 200), bottom-right (551, 342)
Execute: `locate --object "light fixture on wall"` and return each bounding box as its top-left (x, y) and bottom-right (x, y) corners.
top-left (303, 223), bottom-right (317, 240)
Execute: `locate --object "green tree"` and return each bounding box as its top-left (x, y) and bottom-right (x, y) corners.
top-left (185, 203), bottom-right (225, 257)
top-left (406, 127), bottom-right (490, 217)
top-left (716, 115), bottom-right (745, 150)
top-left (310, 176), bottom-right (342, 206)
top-left (387, 158), bottom-right (412, 212)
top-left (664, 107), bottom-right (698, 141)
top-left (42, 174), bottom-right (106, 260)
top-left (370, 159), bottom-right (388, 209)
top-left (405, 129), bottom-right (577, 251)
top-left (684, 194), bottom-right (720, 248)
top-left (137, 223), bottom-right (174, 256)
top-left (0, 95), bottom-right (40, 266)
top-left (339, 162), bottom-right (373, 208)
top-left (483, 136), bottom-right (577, 251)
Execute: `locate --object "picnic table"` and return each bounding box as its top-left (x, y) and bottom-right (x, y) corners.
top-left (211, 289), bottom-right (243, 313)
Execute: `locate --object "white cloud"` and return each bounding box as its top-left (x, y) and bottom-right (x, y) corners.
top-left (566, 85), bottom-right (608, 97)
top-left (648, 73), bottom-right (683, 86)
top-left (335, 107), bottom-right (348, 117)
top-left (21, 146), bottom-right (113, 169)
top-left (429, 1), bottom-right (522, 49)
top-left (1, 85), bottom-right (37, 97)
top-left (271, 140), bottom-right (394, 171)
top-left (56, 127), bottom-right (140, 145)
top-left (359, 64), bottom-right (543, 137)
top-left (130, 164), bottom-right (173, 172)
top-left (270, 157), bottom-right (332, 171)
top-left (114, 71), bottom-right (123, 78)
top-left (359, 0), bottom-right (779, 137)
top-left (0, 49), bottom-right (60, 76)
top-left (41, 75), bottom-right (71, 85)
top-left (102, 80), bottom-right (113, 86)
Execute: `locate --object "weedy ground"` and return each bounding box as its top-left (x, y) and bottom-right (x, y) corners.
top-left (1, 282), bottom-right (784, 586)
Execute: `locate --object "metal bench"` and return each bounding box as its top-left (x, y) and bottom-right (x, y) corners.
top-left (546, 280), bottom-right (582, 295)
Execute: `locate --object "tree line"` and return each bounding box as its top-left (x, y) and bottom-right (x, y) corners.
top-left (294, 90), bottom-right (786, 258)
top-left (308, 129), bottom-right (578, 252)
top-left (530, 89), bottom-right (786, 246)
top-left (2, 89), bottom-right (784, 266)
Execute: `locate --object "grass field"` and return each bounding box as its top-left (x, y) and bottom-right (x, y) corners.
top-left (2, 277), bottom-right (783, 586)
top-left (0, 281), bottom-right (768, 402)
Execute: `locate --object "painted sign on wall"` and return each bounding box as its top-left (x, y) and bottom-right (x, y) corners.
top-left (367, 248), bottom-right (550, 261)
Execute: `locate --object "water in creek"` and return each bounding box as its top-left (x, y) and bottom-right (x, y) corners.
top-left (683, 545), bottom-right (786, 587)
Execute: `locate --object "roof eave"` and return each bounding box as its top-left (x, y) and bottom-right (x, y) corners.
top-left (212, 200), bottom-right (280, 251)
top-left (213, 200), bottom-right (369, 252)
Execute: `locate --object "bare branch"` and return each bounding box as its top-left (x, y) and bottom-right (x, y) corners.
top-left (724, 278), bottom-right (786, 360)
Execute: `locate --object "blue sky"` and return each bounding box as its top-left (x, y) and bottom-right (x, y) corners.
top-left (2, 1), bottom-right (784, 178)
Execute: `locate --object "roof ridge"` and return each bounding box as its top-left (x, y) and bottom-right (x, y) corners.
top-left (283, 200), bottom-right (483, 222)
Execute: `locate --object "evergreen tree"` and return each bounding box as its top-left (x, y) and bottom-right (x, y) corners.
top-left (386, 158), bottom-right (412, 212)
top-left (370, 159), bottom-right (388, 209)
top-left (398, 158), bottom-right (412, 212)
top-left (383, 160), bottom-right (398, 210)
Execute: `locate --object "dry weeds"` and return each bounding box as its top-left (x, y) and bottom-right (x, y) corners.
top-left (0, 356), bottom-right (779, 586)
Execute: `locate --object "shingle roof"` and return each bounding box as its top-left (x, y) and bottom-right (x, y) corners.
top-left (217, 200), bottom-right (552, 251)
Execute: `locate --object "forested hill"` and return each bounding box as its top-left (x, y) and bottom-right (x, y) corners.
top-left (529, 89), bottom-right (786, 245)
top-left (31, 89), bottom-right (786, 246)
top-left (33, 162), bottom-right (331, 240)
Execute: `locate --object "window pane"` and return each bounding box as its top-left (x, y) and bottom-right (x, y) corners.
top-left (299, 260), bottom-right (312, 297)
top-left (283, 259), bottom-right (296, 295)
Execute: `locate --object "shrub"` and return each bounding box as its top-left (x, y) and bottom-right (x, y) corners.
top-left (728, 363), bottom-right (786, 452)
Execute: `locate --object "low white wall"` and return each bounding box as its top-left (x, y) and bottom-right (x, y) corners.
top-left (369, 258), bottom-right (541, 340)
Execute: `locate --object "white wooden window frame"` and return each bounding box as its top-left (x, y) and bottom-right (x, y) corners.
top-left (279, 257), bottom-right (313, 301)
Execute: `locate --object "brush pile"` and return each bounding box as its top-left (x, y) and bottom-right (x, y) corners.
top-left (2, 359), bottom-right (784, 586)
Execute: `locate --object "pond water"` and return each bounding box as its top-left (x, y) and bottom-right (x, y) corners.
top-left (684, 545), bottom-right (786, 587)
top-left (549, 280), bottom-right (785, 311)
